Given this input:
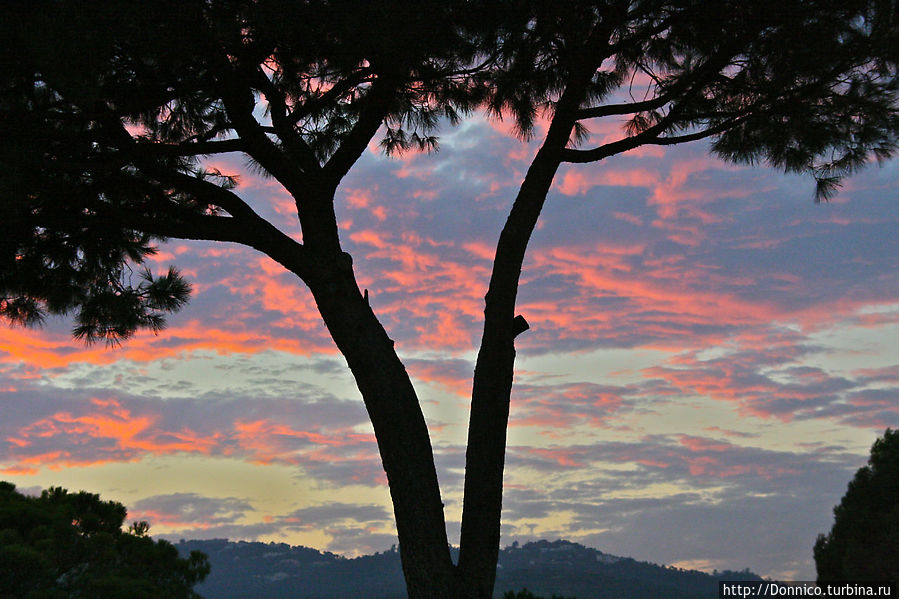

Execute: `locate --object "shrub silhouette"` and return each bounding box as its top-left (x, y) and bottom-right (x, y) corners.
top-left (0, 482), bottom-right (209, 598)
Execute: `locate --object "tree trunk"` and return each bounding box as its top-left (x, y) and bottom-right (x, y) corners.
top-left (456, 146), bottom-right (563, 598)
top-left (456, 71), bottom-right (592, 597)
top-left (302, 249), bottom-right (460, 598)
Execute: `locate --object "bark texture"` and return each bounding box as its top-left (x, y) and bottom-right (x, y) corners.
top-left (303, 249), bottom-right (459, 598)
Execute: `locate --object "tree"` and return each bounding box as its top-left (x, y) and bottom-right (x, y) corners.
top-left (0, 481), bottom-right (210, 598)
top-left (1, 1), bottom-right (896, 598)
top-left (814, 429), bottom-right (899, 582)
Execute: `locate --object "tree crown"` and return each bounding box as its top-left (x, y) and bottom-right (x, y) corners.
top-left (1, 0), bottom-right (896, 341)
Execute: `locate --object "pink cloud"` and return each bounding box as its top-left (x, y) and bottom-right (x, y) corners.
top-left (522, 447), bottom-right (586, 468)
top-left (555, 166), bottom-right (659, 196)
top-left (7, 397), bottom-right (220, 468)
top-left (344, 187), bottom-right (388, 222)
top-left (2, 392), bottom-right (382, 480)
top-left (679, 435), bottom-right (732, 453)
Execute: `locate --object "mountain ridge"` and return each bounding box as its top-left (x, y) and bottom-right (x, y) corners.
top-left (176, 538), bottom-right (762, 598)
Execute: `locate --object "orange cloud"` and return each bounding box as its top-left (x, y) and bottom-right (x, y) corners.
top-left (510, 382), bottom-right (628, 432)
top-left (344, 187), bottom-right (388, 222)
top-left (1, 465), bottom-right (39, 475)
top-left (462, 241), bottom-right (496, 262)
top-left (3, 398), bottom-right (227, 473)
top-left (524, 446), bottom-right (585, 468)
top-left (679, 435), bottom-right (732, 453)
top-left (3, 395), bottom-right (383, 477)
top-left (350, 229), bottom-right (391, 249)
top-left (231, 419), bottom-right (377, 467)
top-left (407, 361), bottom-right (472, 397)
top-left (555, 166), bottom-right (659, 196)
top-left (518, 243), bottom-right (770, 347)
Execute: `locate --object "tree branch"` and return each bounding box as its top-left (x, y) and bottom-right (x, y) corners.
top-left (250, 65), bottom-right (323, 173)
top-left (575, 94), bottom-right (671, 120)
top-left (560, 116), bottom-right (673, 162)
top-left (321, 74), bottom-right (399, 188)
top-left (649, 115), bottom-right (751, 146)
top-left (565, 34), bottom-right (756, 163)
top-left (285, 67), bottom-right (375, 127)
top-left (152, 169), bottom-right (261, 221)
top-left (82, 107), bottom-right (316, 279)
top-left (138, 138), bottom-right (246, 157)
top-left (214, 63), bottom-right (311, 201)
top-left (122, 209), bottom-right (249, 244)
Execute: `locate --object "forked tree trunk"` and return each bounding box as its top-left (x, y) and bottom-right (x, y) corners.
top-left (284, 50), bottom-right (591, 599)
top-left (294, 120), bottom-right (580, 599)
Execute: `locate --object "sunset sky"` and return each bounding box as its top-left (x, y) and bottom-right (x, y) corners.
top-left (2, 110), bottom-right (897, 580)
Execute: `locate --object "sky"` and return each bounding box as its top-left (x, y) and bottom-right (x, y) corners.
top-left (1, 109), bottom-right (897, 580)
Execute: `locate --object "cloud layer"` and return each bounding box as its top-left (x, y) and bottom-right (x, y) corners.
top-left (2, 115), bottom-right (897, 578)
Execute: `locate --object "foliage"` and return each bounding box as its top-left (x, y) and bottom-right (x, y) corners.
top-left (0, 0), bottom-right (490, 344)
top-left (0, 482), bottom-right (210, 599)
top-left (7, 1), bottom-right (891, 343)
top-left (814, 429), bottom-right (899, 582)
top-left (485, 0), bottom-right (898, 198)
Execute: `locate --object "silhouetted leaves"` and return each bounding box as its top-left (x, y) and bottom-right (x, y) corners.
top-left (814, 429), bottom-right (899, 582)
top-left (485, 1), bottom-right (897, 199)
top-left (0, 0), bottom-right (498, 344)
top-left (0, 482), bottom-right (210, 598)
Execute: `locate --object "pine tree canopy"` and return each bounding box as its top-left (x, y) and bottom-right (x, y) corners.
top-left (2, 1), bottom-right (895, 342)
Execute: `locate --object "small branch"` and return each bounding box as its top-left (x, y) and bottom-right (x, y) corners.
top-left (560, 116), bottom-right (673, 163)
top-left (285, 67), bottom-right (374, 126)
top-left (250, 66), bottom-right (322, 173)
top-left (649, 115), bottom-right (750, 146)
top-left (576, 94), bottom-right (671, 120)
top-left (138, 138), bottom-right (246, 157)
top-left (321, 74), bottom-right (398, 187)
top-left (512, 314), bottom-right (529, 337)
top-left (192, 121), bottom-right (234, 143)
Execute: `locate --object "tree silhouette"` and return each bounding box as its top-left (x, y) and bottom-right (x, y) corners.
top-left (1, 2), bottom-right (896, 598)
top-left (458, 3), bottom-right (896, 594)
top-left (814, 429), bottom-right (899, 582)
top-left (0, 482), bottom-right (210, 598)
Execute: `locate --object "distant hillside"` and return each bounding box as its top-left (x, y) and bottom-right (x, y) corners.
top-left (176, 538), bottom-right (761, 599)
